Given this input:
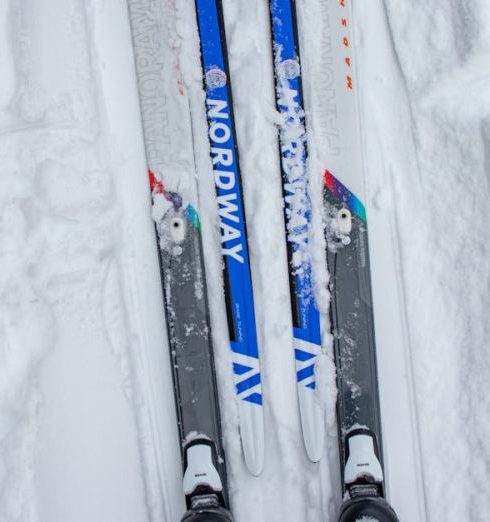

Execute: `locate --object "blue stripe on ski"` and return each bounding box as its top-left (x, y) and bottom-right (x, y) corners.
top-left (195, 0), bottom-right (262, 406)
top-left (236, 373), bottom-right (261, 395)
top-left (295, 348), bottom-right (316, 362)
top-left (297, 364), bottom-right (315, 383)
top-left (233, 362), bottom-right (253, 375)
top-left (243, 392), bottom-right (263, 406)
top-left (270, 0), bottom-right (322, 389)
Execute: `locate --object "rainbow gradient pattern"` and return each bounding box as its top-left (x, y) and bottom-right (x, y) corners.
top-left (323, 169), bottom-right (367, 223)
top-left (149, 169), bottom-right (201, 232)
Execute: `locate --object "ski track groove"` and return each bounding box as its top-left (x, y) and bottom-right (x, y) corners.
top-left (121, 258), bottom-right (172, 522)
top-left (351, 1), bottom-right (431, 520)
top-left (380, 4), bottom-right (442, 521)
top-left (376, 3), bottom-right (431, 518)
top-left (88, 0), bottom-right (181, 519)
top-left (383, 0), bottom-right (490, 519)
top-left (388, 176), bottom-right (430, 522)
top-left (481, 116), bottom-right (490, 195)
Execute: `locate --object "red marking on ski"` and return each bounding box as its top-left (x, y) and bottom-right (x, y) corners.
top-left (323, 169), bottom-right (335, 190)
top-left (149, 169), bottom-right (164, 194)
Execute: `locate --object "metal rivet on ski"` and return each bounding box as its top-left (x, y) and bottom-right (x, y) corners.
top-left (170, 217), bottom-right (186, 244)
top-left (337, 208), bottom-right (352, 235)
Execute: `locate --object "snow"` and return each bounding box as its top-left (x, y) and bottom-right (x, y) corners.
top-left (0, 0), bottom-right (489, 521)
top-left (377, 1), bottom-right (490, 519)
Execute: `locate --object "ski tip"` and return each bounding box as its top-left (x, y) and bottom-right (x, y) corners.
top-left (243, 445), bottom-right (264, 477)
top-left (304, 436), bottom-right (324, 463)
top-left (239, 402), bottom-right (264, 476)
top-left (338, 496), bottom-right (399, 522)
top-left (298, 386), bottom-right (325, 462)
top-left (302, 405), bottom-right (325, 463)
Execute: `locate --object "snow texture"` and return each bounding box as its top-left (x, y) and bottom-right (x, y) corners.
top-left (0, 0), bottom-right (488, 520)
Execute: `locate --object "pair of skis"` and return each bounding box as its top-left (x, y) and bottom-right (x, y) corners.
top-left (270, 1), bottom-right (399, 520)
top-left (128, 0), bottom-right (399, 520)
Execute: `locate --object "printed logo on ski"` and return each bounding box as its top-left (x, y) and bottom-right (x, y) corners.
top-left (207, 98), bottom-right (244, 264)
top-left (279, 84), bottom-right (310, 272)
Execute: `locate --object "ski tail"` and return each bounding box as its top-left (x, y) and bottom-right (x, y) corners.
top-left (194, 0), bottom-right (264, 476)
top-left (268, 0), bottom-right (325, 462)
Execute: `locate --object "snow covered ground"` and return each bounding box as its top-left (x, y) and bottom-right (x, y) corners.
top-left (0, 0), bottom-right (489, 521)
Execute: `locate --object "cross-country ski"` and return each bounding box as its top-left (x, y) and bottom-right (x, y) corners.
top-left (2, 0), bottom-right (488, 520)
top-left (318, 1), bottom-right (401, 520)
top-left (194, 0), bottom-right (265, 478)
top-left (268, 0), bottom-right (325, 464)
top-left (127, 0), bottom-right (233, 519)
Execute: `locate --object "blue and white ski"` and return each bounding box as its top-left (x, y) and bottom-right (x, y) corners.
top-left (268, 0), bottom-right (325, 462)
top-left (269, 0), bottom-right (400, 520)
top-left (194, 0), bottom-right (264, 477)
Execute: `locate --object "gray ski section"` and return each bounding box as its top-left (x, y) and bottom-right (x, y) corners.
top-left (324, 190), bottom-right (384, 492)
top-left (156, 207), bottom-right (226, 479)
top-left (126, 0), bottom-right (228, 505)
top-left (324, 191), bottom-right (402, 522)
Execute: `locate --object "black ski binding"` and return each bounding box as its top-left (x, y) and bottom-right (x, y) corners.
top-left (338, 429), bottom-right (399, 522)
top-left (339, 495), bottom-right (399, 522)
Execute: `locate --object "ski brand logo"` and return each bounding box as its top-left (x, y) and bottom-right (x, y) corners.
top-left (274, 49), bottom-right (322, 392)
top-left (277, 82), bottom-right (310, 273)
top-left (207, 98), bottom-right (244, 265)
